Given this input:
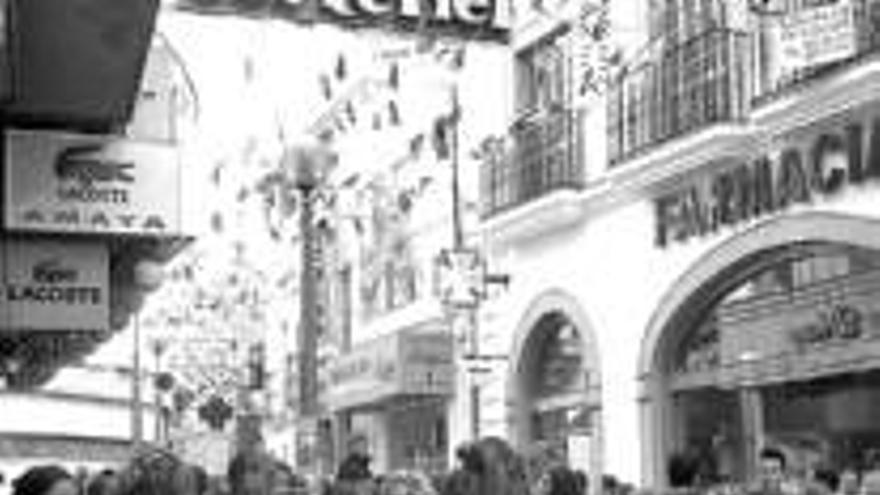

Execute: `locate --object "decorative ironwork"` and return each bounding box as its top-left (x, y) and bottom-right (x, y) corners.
top-left (607, 28), bottom-right (749, 166)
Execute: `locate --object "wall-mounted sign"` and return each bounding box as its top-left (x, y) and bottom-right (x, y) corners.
top-left (325, 329), bottom-right (453, 410)
top-left (172, 0), bottom-right (509, 42)
top-left (777, 0), bottom-right (855, 72)
top-left (4, 129), bottom-right (184, 236)
top-left (0, 239), bottom-right (109, 331)
top-left (655, 114), bottom-right (880, 247)
top-left (789, 304), bottom-right (865, 351)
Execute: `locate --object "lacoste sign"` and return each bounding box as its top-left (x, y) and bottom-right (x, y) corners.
top-left (4, 130), bottom-right (185, 236)
top-left (0, 240), bottom-right (109, 331)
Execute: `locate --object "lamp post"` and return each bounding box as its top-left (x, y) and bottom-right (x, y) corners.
top-left (284, 140), bottom-right (336, 472)
top-left (437, 84), bottom-right (510, 455)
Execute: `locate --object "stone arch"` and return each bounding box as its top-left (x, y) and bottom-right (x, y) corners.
top-left (505, 288), bottom-right (602, 481)
top-left (637, 211), bottom-right (880, 486)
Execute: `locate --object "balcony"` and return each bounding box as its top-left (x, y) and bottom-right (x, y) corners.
top-left (753, 0), bottom-right (880, 104)
top-left (607, 27), bottom-right (749, 167)
top-left (480, 108), bottom-right (585, 220)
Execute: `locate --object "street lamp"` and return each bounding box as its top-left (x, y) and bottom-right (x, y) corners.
top-left (282, 140), bottom-right (337, 468)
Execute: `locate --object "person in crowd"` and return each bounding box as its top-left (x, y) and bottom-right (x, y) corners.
top-left (535, 466), bottom-right (583, 495)
top-left (86, 470), bottom-right (118, 495)
top-left (860, 470), bottom-right (880, 495)
top-left (116, 448), bottom-right (201, 495)
top-left (228, 450), bottom-right (277, 495)
top-left (13, 466), bottom-right (78, 495)
top-left (333, 453), bottom-right (377, 495)
top-left (753, 447), bottom-right (800, 495)
top-left (835, 469), bottom-right (859, 495)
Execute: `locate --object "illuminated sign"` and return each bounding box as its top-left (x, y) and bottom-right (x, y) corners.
top-left (655, 115), bottom-right (880, 248)
top-left (173, 0), bottom-right (510, 42)
top-left (4, 130), bottom-right (185, 236)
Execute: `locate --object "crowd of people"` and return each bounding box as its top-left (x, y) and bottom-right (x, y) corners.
top-left (1, 437), bottom-right (589, 495)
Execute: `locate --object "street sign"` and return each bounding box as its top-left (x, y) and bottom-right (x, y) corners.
top-left (435, 247), bottom-right (484, 309)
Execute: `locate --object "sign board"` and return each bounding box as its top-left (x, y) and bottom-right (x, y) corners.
top-left (0, 239), bottom-right (109, 331)
top-left (436, 248), bottom-right (484, 309)
top-left (173, 0), bottom-right (509, 42)
top-left (654, 108), bottom-right (880, 248)
top-left (777, 0), bottom-right (855, 72)
top-left (566, 434), bottom-right (591, 473)
top-left (325, 330), bottom-right (454, 410)
top-left (4, 129), bottom-right (184, 236)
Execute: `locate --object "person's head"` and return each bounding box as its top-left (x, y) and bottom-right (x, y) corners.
top-left (759, 448), bottom-right (787, 490)
top-left (838, 469), bottom-right (859, 495)
top-left (13, 466), bottom-right (77, 495)
top-left (535, 467), bottom-right (581, 495)
top-left (228, 451), bottom-right (275, 495)
top-left (86, 470), bottom-right (119, 495)
top-left (117, 448), bottom-right (200, 495)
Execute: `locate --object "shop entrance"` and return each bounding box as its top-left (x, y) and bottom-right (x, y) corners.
top-left (641, 214), bottom-right (880, 487)
top-left (509, 290), bottom-right (601, 480)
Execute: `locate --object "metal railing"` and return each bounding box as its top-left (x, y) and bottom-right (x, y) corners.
top-left (607, 27), bottom-right (749, 167)
top-left (752, 0), bottom-right (880, 104)
top-left (481, 108), bottom-right (586, 219)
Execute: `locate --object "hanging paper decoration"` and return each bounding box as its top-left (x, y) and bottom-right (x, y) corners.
top-left (211, 212), bottom-right (224, 233)
top-left (320, 74), bottom-right (333, 101)
top-left (335, 54), bottom-right (347, 81)
top-left (388, 100), bottom-right (400, 126)
top-left (409, 134), bottom-right (425, 157)
top-left (243, 55), bottom-right (255, 83)
top-left (432, 116), bottom-right (451, 160)
top-left (346, 101), bottom-right (357, 125)
top-left (389, 62), bottom-right (400, 90)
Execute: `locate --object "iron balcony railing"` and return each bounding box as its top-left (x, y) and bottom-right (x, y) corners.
top-left (607, 27), bottom-right (749, 167)
top-left (481, 108), bottom-right (586, 219)
top-left (752, 0), bottom-right (880, 104)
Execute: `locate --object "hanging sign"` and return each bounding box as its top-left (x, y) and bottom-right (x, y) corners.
top-left (172, 0), bottom-right (510, 42)
top-left (0, 239), bottom-right (109, 331)
top-left (777, 0), bottom-right (855, 72)
top-left (4, 129), bottom-right (184, 236)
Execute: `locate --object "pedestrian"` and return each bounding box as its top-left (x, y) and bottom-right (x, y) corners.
top-left (85, 470), bottom-right (118, 495)
top-left (115, 447), bottom-right (202, 495)
top-left (535, 466), bottom-right (583, 495)
top-left (835, 469), bottom-right (859, 495)
top-left (228, 450), bottom-right (276, 495)
top-left (12, 466), bottom-right (77, 495)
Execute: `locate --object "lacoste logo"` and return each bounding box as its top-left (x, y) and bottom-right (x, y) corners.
top-left (55, 144), bottom-right (135, 187)
top-left (32, 258), bottom-right (78, 284)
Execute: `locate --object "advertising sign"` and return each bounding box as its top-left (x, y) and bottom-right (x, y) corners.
top-left (4, 129), bottom-right (183, 236)
top-left (777, 0), bottom-right (855, 71)
top-left (173, 0), bottom-right (509, 42)
top-left (0, 239), bottom-right (109, 331)
top-left (325, 330), bottom-right (454, 410)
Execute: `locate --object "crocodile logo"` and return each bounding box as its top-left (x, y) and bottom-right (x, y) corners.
top-left (55, 143), bottom-right (135, 187)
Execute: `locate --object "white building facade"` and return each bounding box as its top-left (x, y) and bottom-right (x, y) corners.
top-left (479, 0), bottom-right (880, 488)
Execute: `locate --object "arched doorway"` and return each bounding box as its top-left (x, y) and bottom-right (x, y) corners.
top-left (508, 290), bottom-right (601, 480)
top-left (639, 213), bottom-right (880, 487)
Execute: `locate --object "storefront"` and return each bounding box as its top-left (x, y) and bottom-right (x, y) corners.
top-left (639, 99), bottom-right (880, 485)
top-left (325, 328), bottom-right (454, 474)
top-left (478, 58), bottom-right (880, 486)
